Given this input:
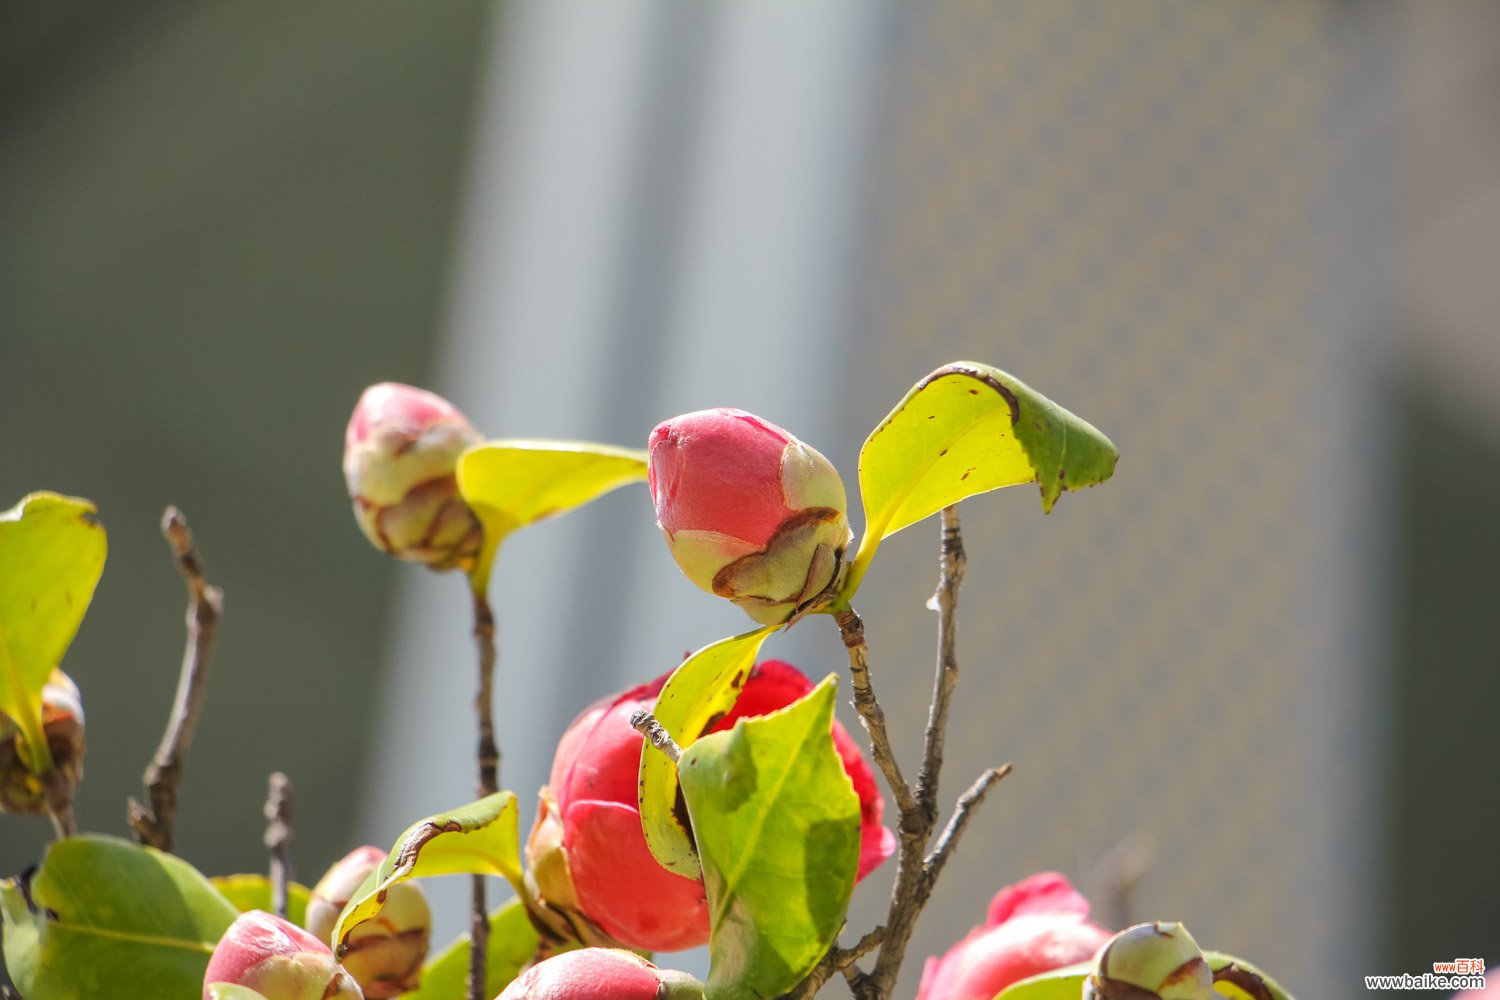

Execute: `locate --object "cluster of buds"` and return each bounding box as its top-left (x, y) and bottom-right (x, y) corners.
top-left (304, 846), bottom-right (431, 999)
top-left (1083, 922), bottom-right (1217, 1000)
top-left (343, 382), bottom-right (484, 572)
top-left (527, 659), bottom-right (893, 952)
top-left (0, 670), bottom-right (85, 816)
top-left (497, 948), bottom-right (703, 1000)
top-left (917, 872), bottom-right (1113, 1000)
top-left (204, 910), bottom-right (363, 1000)
top-left (648, 409), bottom-right (851, 625)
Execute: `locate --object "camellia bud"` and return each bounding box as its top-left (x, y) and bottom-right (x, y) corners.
top-left (1083, 922), bottom-right (1216, 1000)
top-left (0, 670), bottom-right (85, 816)
top-left (304, 846), bottom-right (430, 999)
top-left (527, 659), bottom-right (893, 953)
top-left (917, 872), bottom-right (1113, 1000)
top-left (343, 382), bottom-right (484, 572)
top-left (497, 948), bottom-right (704, 1000)
top-left (648, 408), bottom-right (851, 625)
top-left (204, 910), bottom-right (363, 1000)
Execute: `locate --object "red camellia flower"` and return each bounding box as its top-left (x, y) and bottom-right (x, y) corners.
top-left (343, 382), bottom-right (484, 572)
top-left (917, 872), bottom-right (1113, 1000)
top-left (204, 910), bottom-right (362, 1000)
top-left (648, 408), bottom-right (851, 625)
top-left (497, 948), bottom-right (703, 1000)
top-left (527, 659), bottom-right (894, 952)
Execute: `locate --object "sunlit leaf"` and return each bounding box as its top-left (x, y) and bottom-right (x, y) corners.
top-left (406, 897), bottom-right (543, 1000)
top-left (206, 986), bottom-right (269, 1000)
top-left (0, 834), bottom-right (239, 1000)
top-left (456, 440), bottom-right (648, 589)
top-left (995, 963), bottom-right (1089, 1000)
top-left (0, 492), bottom-right (106, 772)
top-left (679, 676), bottom-right (859, 1000)
top-left (844, 362), bottom-right (1117, 595)
top-left (639, 626), bottom-right (776, 879)
top-left (1207, 951), bottom-right (1297, 1000)
top-left (332, 792), bottom-right (524, 959)
top-left (210, 874), bottom-right (311, 929)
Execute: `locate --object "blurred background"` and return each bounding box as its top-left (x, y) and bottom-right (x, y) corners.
top-left (3, 2), bottom-right (1498, 996)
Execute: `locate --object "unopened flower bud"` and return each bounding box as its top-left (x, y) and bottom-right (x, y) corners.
top-left (343, 382), bottom-right (484, 572)
top-left (1084, 922), bottom-right (1215, 1000)
top-left (304, 846), bottom-right (430, 999)
top-left (0, 670), bottom-right (85, 816)
top-left (648, 409), bottom-right (851, 625)
top-left (497, 948), bottom-right (704, 1000)
top-left (204, 910), bottom-right (363, 1000)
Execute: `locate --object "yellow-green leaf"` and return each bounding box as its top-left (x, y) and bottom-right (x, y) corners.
top-left (639, 626), bottom-right (776, 879)
top-left (206, 986), bottom-right (270, 1000)
top-left (679, 676), bottom-right (859, 1000)
top-left (209, 874), bottom-right (312, 929)
top-left (844, 362), bottom-right (1117, 595)
top-left (995, 963), bottom-right (1090, 1000)
top-left (456, 440), bottom-right (648, 590)
top-left (0, 492), bottom-right (106, 773)
top-left (1206, 951), bottom-right (1297, 1000)
top-left (406, 897), bottom-right (544, 1000)
top-left (331, 792), bottom-right (524, 959)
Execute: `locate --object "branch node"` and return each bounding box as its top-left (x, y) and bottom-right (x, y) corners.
top-left (630, 710), bottom-right (683, 763)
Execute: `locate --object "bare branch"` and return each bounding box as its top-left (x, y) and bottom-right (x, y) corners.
top-left (782, 927), bottom-right (887, 1000)
top-left (630, 709), bottom-right (683, 763)
top-left (468, 584), bottom-right (500, 1000)
top-left (263, 772), bottom-right (293, 919)
top-left (832, 609), bottom-right (915, 820)
top-left (922, 764), bottom-right (1011, 888)
top-left (914, 506), bottom-right (965, 824)
top-left (129, 506), bottom-right (224, 852)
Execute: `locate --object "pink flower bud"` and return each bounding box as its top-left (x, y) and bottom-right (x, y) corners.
top-left (0, 670), bottom-right (86, 815)
top-left (648, 409), bottom-right (851, 625)
top-left (204, 910), bottom-right (363, 1000)
top-left (916, 872), bottom-right (1113, 1000)
top-left (496, 948), bottom-right (703, 1000)
top-left (343, 383), bottom-right (484, 572)
top-left (526, 659), bottom-right (893, 952)
top-left (304, 846), bottom-right (431, 999)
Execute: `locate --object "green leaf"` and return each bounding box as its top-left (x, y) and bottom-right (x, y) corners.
top-left (639, 626), bottom-right (777, 879)
top-left (994, 962), bottom-right (1090, 1000)
top-left (210, 874), bottom-right (311, 929)
top-left (456, 440), bottom-right (648, 590)
top-left (206, 986), bottom-right (270, 1000)
top-left (678, 676), bottom-right (860, 1000)
top-left (844, 362), bottom-right (1117, 595)
top-left (331, 792), bottom-right (525, 959)
top-left (406, 897), bottom-right (543, 1000)
top-left (0, 492), bottom-right (106, 772)
top-left (0, 834), bottom-right (240, 1000)
top-left (1207, 951), bottom-right (1297, 1000)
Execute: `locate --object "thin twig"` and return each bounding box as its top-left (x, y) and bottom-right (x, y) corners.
top-left (914, 507), bottom-right (965, 825)
top-left (832, 609), bottom-right (915, 820)
top-left (630, 709), bottom-right (683, 763)
top-left (468, 585), bottom-right (500, 1000)
top-left (129, 507), bottom-right (223, 852)
top-left (922, 764), bottom-right (1011, 887)
top-left (782, 927), bottom-right (887, 1000)
top-left (264, 772), bottom-right (292, 920)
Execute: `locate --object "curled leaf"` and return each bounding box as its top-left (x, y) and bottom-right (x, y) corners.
top-left (638, 626), bottom-right (776, 879)
top-left (844, 362), bottom-right (1116, 595)
top-left (331, 792), bottom-right (524, 959)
